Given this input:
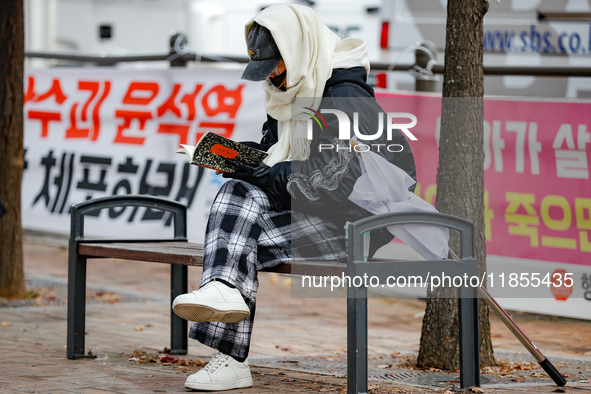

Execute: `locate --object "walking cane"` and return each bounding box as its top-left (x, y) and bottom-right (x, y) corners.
top-left (449, 249), bottom-right (566, 387)
top-left (477, 285), bottom-right (566, 386)
top-left (449, 249), bottom-right (567, 386)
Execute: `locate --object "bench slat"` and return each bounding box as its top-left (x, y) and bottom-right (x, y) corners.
top-left (78, 241), bottom-right (347, 276)
top-left (79, 241), bottom-right (204, 265)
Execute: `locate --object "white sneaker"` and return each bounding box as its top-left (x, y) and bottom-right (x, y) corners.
top-left (172, 281), bottom-right (250, 323)
top-left (185, 352), bottom-right (253, 391)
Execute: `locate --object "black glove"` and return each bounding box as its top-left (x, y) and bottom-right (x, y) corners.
top-left (238, 141), bottom-right (262, 150)
top-left (222, 159), bottom-right (271, 190)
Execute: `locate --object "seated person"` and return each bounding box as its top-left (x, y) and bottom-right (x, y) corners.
top-left (172, 4), bottom-right (416, 391)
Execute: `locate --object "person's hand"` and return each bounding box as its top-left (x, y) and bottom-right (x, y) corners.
top-left (222, 159), bottom-right (271, 190)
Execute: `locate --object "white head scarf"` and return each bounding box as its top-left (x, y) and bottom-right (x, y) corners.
top-left (244, 4), bottom-right (370, 165)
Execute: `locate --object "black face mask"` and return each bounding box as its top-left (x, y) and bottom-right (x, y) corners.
top-left (269, 70), bottom-right (287, 91)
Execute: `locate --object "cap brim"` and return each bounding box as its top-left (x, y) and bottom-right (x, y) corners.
top-left (241, 58), bottom-right (281, 81)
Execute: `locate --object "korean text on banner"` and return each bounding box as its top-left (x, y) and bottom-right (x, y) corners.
top-left (23, 67), bottom-right (266, 242)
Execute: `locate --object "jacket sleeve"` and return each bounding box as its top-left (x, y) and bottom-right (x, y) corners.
top-left (278, 106), bottom-right (365, 215)
top-left (239, 116), bottom-right (278, 152)
top-left (282, 95), bottom-right (416, 216)
top-left (288, 138), bottom-right (362, 215)
top-left (257, 84), bottom-right (416, 216)
top-left (250, 110), bottom-right (362, 213)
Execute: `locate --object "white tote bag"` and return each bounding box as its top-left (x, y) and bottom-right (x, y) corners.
top-left (348, 142), bottom-right (449, 260)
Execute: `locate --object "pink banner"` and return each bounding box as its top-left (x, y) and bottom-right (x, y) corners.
top-left (377, 93), bottom-right (591, 266)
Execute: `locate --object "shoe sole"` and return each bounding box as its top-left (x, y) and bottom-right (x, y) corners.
top-left (185, 376), bottom-right (253, 391)
top-left (173, 303), bottom-right (250, 323)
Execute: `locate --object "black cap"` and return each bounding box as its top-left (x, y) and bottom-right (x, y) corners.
top-left (241, 24), bottom-right (282, 81)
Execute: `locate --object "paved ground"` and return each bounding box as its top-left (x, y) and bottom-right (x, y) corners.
top-left (1, 233), bottom-right (590, 393)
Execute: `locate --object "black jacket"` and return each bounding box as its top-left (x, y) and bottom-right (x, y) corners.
top-left (246, 67), bottom-right (417, 255)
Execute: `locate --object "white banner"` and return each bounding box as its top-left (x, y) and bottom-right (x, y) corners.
top-left (23, 67), bottom-right (591, 320)
top-left (23, 67), bottom-right (266, 242)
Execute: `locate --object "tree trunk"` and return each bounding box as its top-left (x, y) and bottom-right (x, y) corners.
top-left (0, 0), bottom-right (25, 297)
top-left (417, 0), bottom-right (495, 369)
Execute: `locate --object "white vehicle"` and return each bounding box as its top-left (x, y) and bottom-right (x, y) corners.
top-left (25, 0), bottom-right (591, 96)
top-left (25, 0), bottom-right (381, 60)
top-left (378, 0), bottom-right (591, 97)
top-left (26, 0), bottom-right (296, 57)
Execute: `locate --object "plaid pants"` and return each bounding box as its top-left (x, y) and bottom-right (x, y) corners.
top-left (189, 180), bottom-right (345, 359)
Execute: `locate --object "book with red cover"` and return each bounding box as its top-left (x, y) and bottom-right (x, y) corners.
top-left (176, 131), bottom-right (268, 173)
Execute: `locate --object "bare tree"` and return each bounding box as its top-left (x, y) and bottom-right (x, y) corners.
top-left (0, 0), bottom-right (25, 297)
top-left (417, 0), bottom-right (495, 369)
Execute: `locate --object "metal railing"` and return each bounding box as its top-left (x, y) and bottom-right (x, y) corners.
top-left (25, 33), bottom-right (591, 78)
top-left (26, 50), bottom-right (591, 77)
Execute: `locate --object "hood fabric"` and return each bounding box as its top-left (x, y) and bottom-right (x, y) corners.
top-left (244, 4), bottom-right (370, 165)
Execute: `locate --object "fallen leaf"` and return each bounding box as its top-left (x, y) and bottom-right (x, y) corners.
top-left (128, 357), bottom-right (140, 362)
top-left (275, 345), bottom-right (292, 351)
top-left (147, 375), bottom-right (154, 378)
top-left (1, 322), bottom-right (13, 327)
top-left (469, 387), bottom-right (485, 393)
top-left (511, 378), bottom-right (525, 382)
top-left (160, 356), bottom-right (177, 363)
top-left (444, 391), bottom-right (454, 394)
top-left (197, 359), bottom-right (207, 366)
top-left (128, 349), bottom-right (159, 364)
top-left (279, 377), bottom-right (296, 382)
top-left (135, 326), bottom-right (143, 331)
top-left (376, 364), bottom-right (392, 369)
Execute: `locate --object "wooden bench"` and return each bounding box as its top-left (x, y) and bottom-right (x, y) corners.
top-left (67, 194), bottom-right (481, 393)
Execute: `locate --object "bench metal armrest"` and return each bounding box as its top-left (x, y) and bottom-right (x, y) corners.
top-left (348, 211), bottom-right (474, 260)
top-left (70, 194), bottom-right (188, 242)
top-left (346, 212), bottom-right (480, 392)
top-left (67, 195), bottom-right (189, 360)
